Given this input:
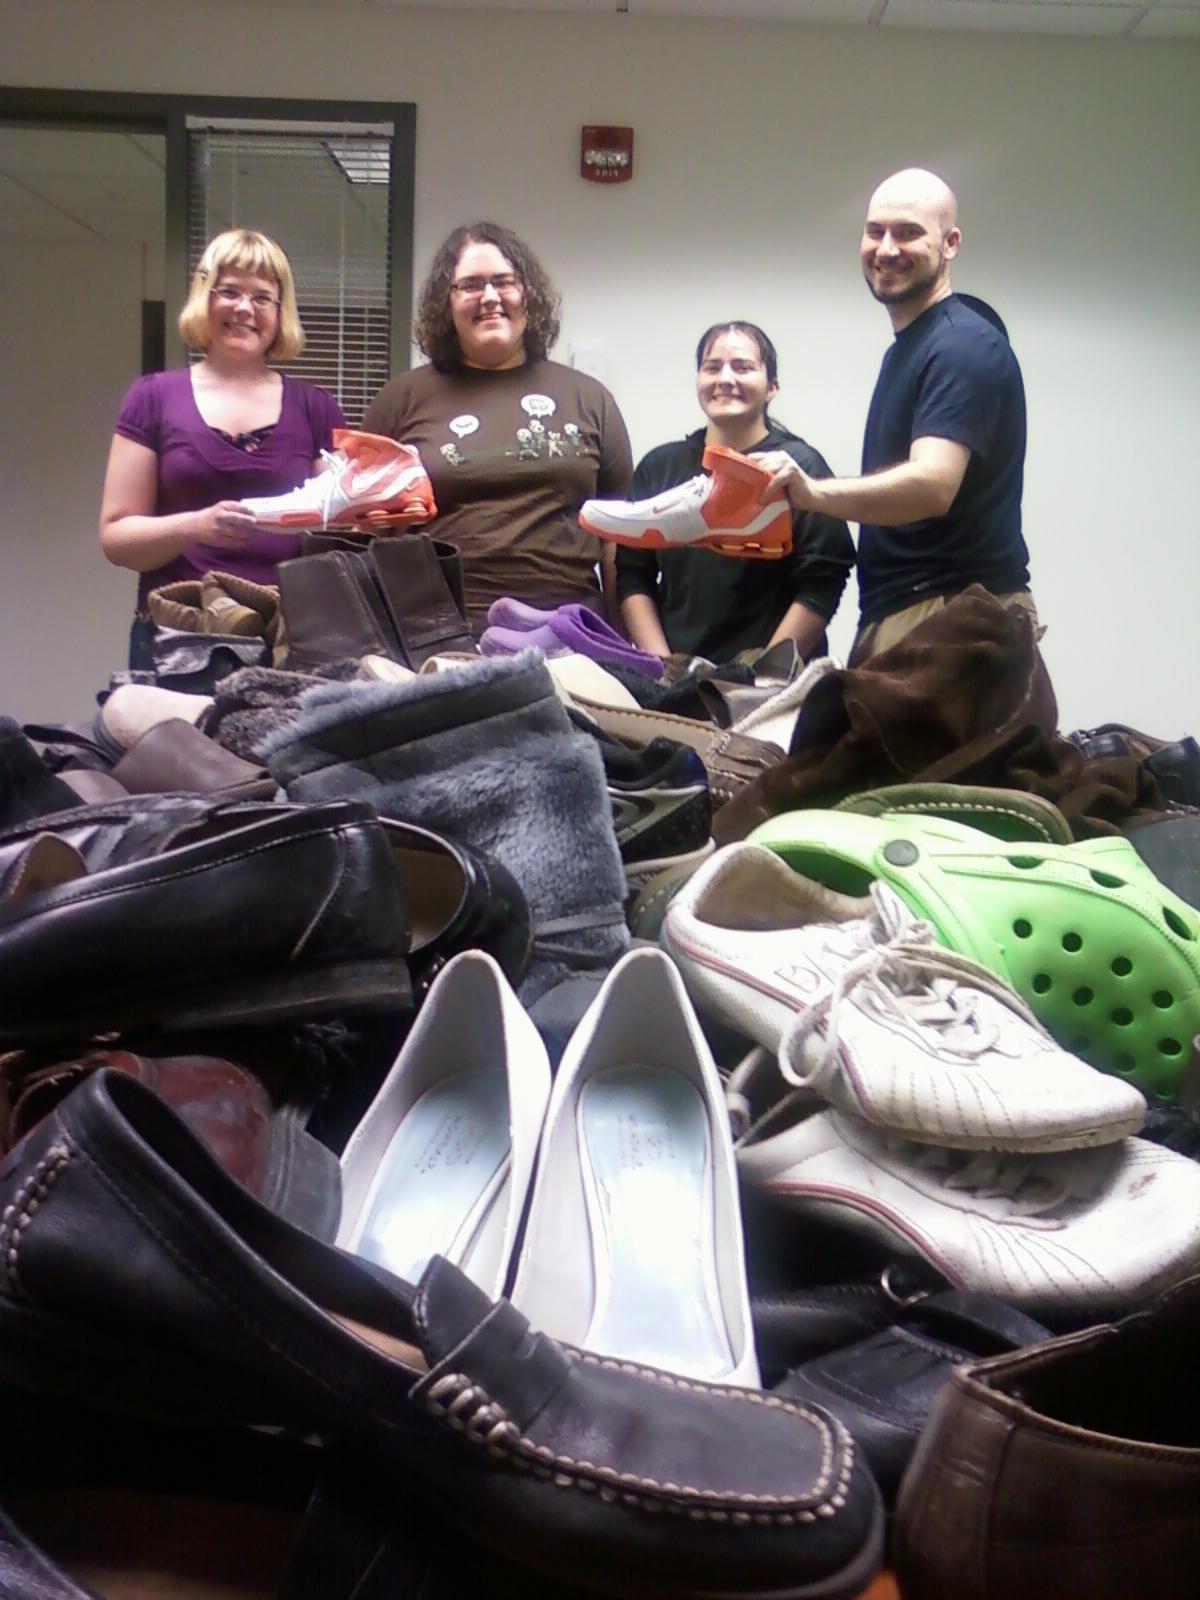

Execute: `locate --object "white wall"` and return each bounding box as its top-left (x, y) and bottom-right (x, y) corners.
top-left (3, 0), bottom-right (1198, 735)
top-left (0, 237), bottom-right (147, 720)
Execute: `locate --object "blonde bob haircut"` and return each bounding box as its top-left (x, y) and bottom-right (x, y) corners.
top-left (177, 229), bottom-right (305, 361)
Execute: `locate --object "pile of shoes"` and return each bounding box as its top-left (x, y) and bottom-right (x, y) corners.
top-left (4, 577), bottom-right (1200, 1598)
top-left (0, 699), bottom-right (886, 1597)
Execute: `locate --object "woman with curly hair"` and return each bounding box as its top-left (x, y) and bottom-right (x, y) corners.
top-left (364, 223), bottom-right (631, 633)
top-left (99, 228), bottom-right (344, 667)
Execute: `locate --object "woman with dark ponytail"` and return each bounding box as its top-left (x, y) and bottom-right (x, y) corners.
top-left (616, 321), bottom-right (854, 663)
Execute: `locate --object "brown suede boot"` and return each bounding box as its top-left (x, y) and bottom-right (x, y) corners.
top-left (200, 571), bottom-right (288, 664)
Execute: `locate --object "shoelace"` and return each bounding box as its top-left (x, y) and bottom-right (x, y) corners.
top-left (286, 447), bottom-right (349, 527)
top-left (893, 1137), bottom-right (1109, 1219)
top-left (668, 474), bottom-right (712, 511)
top-left (725, 1051), bottom-right (1109, 1219)
top-left (779, 900), bottom-right (1046, 1099)
top-left (726, 1043), bottom-right (799, 1144)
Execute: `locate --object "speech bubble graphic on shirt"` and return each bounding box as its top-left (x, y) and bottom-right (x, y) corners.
top-left (449, 414), bottom-right (479, 438)
top-left (520, 394), bottom-right (556, 419)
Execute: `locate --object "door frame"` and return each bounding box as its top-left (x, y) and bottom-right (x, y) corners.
top-left (1, 86), bottom-right (416, 373)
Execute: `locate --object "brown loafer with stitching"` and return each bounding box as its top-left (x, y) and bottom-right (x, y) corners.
top-left (894, 1274), bottom-right (1200, 1600)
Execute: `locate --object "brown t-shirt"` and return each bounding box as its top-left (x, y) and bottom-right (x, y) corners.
top-left (364, 358), bottom-right (633, 631)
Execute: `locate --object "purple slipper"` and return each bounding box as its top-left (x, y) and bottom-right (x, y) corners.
top-left (486, 597), bottom-right (558, 631)
top-left (480, 603), bottom-right (664, 678)
top-left (480, 623), bottom-right (563, 658)
top-left (547, 604), bottom-right (664, 678)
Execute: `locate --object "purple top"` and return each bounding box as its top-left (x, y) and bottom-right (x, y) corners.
top-left (114, 367), bottom-right (345, 609)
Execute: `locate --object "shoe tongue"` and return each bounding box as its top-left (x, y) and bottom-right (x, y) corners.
top-left (868, 880), bottom-right (918, 940)
top-left (413, 1255), bottom-right (497, 1362)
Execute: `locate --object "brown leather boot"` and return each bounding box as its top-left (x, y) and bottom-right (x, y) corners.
top-left (285, 535), bottom-right (475, 669)
top-left (300, 529), bottom-right (468, 621)
top-left (368, 534), bottom-right (477, 667)
top-left (276, 548), bottom-right (400, 670)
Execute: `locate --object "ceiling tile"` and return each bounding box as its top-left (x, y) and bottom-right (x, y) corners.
top-left (1132, 4), bottom-right (1200, 32)
top-left (629, 0), bottom-right (876, 18)
top-left (372, 0), bottom-right (612, 10)
top-left (881, 0), bottom-right (1135, 33)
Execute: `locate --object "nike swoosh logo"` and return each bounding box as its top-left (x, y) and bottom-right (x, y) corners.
top-left (345, 463), bottom-right (399, 496)
top-left (611, 794), bottom-right (659, 835)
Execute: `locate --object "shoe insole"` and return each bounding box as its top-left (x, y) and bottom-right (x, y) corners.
top-left (578, 1064), bottom-right (733, 1380)
top-left (352, 1069), bottom-right (510, 1285)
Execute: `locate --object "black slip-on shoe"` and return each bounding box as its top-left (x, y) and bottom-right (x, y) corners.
top-left (0, 792), bottom-right (224, 874)
top-left (380, 818), bottom-right (532, 995)
top-left (0, 1070), bottom-right (884, 1600)
top-left (776, 1290), bottom-right (1049, 1506)
top-left (0, 800), bottom-right (411, 1040)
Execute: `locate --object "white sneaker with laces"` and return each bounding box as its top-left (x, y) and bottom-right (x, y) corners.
top-left (241, 430), bottom-right (436, 531)
top-left (662, 844), bottom-right (1146, 1153)
top-left (510, 946), bottom-right (759, 1385)
top-left (734, 1094), bottom-right (1200, 1316)
top-left (579, 445), bottom-right (792, 559)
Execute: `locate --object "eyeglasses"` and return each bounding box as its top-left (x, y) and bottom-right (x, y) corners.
top-left (449, 273), bottom-right (523, 300)
top-left (210, 285), bottom-right (280, 311)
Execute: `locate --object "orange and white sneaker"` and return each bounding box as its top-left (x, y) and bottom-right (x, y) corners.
top-left (579, 445), bottom-right (792, 560)
top-left (241, 431), bottom-right (437, 532)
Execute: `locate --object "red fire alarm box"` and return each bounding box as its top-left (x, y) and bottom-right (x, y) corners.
top-left (581, 126), bottom-right (634, 185)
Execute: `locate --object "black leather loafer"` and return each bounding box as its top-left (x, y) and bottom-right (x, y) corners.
top-left (775, 1290), bottom-right (1049, 1505)
top-left (751, 1262), bottom-right (952, 1386)
top-left (0, 1071), bottom-right (883, 1599)
top-left (0, 800), bottom-right (411, 1040)
top-left (381, 819), bottom-right (532, 994)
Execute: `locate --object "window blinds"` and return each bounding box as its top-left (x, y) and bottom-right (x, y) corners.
top-left (187, 121), bottom-right (393, 426)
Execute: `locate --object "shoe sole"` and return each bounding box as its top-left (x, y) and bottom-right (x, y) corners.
top-left (255, 499), bottom-right (434, 531)
top-left (685, 1489), bottom-right (885, 1600)
top-left (0, 958), bottom-right (411, 1043)
top-left (578, 514), bottom-right (793, 560)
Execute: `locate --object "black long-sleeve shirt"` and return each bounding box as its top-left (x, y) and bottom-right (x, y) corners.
top-left (615, 423), bottom-right (854, 661)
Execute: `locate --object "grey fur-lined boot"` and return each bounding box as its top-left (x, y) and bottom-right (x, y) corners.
top-left (260, 651), bottom-right (630, 1027)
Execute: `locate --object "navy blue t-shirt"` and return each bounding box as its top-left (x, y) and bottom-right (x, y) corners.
top-left (857, 295), bottom-right (1030, 625)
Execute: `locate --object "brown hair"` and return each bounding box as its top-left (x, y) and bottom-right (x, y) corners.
top-left (414, 222), bottom-right (561, 373)
top-left (177, 229), bottom-right (304, 361)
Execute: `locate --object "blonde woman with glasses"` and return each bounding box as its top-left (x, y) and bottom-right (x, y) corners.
top-left (99, 228), bottom-right (345, 668)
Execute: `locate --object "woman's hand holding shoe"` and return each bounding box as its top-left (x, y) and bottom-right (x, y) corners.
top-left (188, 500), bottom-right (259, 549)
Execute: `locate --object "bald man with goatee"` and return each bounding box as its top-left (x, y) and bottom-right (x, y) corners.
top-left (758, 168), bottom-right (1037, 661)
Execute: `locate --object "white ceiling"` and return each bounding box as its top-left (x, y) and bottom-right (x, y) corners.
top-left (0, 0), bottom-right (1195, 245)
top-left (0, 130), bottom-right (165, 246)
top-left (256, 0), bottom-right (1200, 38)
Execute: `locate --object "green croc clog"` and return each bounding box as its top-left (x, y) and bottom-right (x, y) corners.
top-left (833, 783), bottom-right (1074, 846)
top-left (749, 809), bottom-right (1200, 1099)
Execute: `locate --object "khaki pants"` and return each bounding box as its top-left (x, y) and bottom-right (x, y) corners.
top-left (849, 589), bottom-right (1042, 667)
